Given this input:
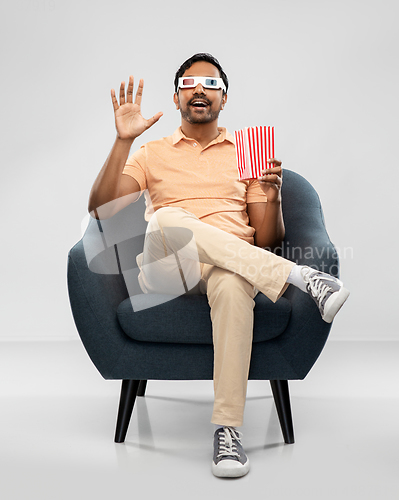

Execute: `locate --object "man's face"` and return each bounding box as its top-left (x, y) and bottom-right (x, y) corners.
top-left (173, 61), bottom-right (227, 125)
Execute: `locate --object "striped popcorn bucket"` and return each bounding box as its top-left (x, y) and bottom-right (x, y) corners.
top-left (234, 126), bottom-right (275, 180)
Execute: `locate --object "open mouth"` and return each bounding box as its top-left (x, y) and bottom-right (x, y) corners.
top-left (190, 100), bottom-right (209, 108)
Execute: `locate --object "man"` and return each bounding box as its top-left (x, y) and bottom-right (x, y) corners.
top-left (88, 53), bottom-right (349, 478)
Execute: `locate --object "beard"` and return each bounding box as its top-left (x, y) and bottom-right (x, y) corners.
top-left (179, 96), bottom-right (224, 124)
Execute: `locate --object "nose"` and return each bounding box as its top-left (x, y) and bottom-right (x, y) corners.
top-left (193, 83), bottom-right (206, 94)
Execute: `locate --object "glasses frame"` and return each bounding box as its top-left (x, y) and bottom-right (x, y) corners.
top-left (178, 76), bottom-right (226, 92)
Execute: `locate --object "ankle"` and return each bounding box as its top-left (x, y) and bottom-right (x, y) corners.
top-left (286, 264), bottom-right (308, 292)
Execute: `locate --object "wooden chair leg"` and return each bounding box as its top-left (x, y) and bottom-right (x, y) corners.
top-left (137, 380), bottom-right (147, 397)
top-left (114, 379), bottom-right (140, 443)
top-left (270, 380), bottom-right (295, 444)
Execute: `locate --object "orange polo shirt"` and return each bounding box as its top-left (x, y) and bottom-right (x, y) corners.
top-left (122, 127), bottom-right (267, 244)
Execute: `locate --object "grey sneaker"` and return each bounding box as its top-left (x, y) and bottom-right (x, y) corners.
top-left (301, 267), bottom-right (350, 323)
top-left (212, 426), bottom-right (250, 478)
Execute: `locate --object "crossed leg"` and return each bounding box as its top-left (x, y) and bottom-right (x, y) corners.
top-left (137, 207), bottom-right (294, 301)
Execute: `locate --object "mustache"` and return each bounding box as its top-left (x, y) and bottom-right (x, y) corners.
top-left (188, 94), bottom-right (211, 106)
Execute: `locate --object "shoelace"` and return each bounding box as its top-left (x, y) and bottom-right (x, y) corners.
top-left (217, 426), bottom-right (243, 459)
top-left (301, 268), bottom-right (334, 307)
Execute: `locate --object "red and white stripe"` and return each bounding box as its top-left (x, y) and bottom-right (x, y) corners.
top-left (234, 126), bottom-right (275, 180)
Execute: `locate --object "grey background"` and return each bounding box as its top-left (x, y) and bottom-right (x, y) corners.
top-left (1, 0), bottom-right (398, 340)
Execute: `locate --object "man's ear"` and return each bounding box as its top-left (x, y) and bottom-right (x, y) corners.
top-left (173, 93), bottom-right (180, 110)
top-left (221, 93), bottom-right (227, 110)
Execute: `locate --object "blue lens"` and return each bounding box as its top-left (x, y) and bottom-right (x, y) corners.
top-left (206, 79), bottom-right (217, 87)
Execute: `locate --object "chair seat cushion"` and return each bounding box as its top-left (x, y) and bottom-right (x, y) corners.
top-left (117, 293), bottom-right (291, 345)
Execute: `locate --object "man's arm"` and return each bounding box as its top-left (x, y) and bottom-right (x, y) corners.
top-left (247, 200), bottom-right (285, 249)
top-left (88, 76), bottom-right (162, 219)
top-left (88, 138), bottom-right (141, 218)
top-left (247, 162), bottom-right (285, 249)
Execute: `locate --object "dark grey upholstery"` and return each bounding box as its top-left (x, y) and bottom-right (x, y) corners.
top-left (117, 293), bottom-right (292, 344)
top-left (67, 170), bottom-right (338, 382)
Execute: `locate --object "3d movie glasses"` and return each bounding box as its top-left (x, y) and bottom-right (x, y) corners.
top-left (178, 76), bottom-right (226, 92)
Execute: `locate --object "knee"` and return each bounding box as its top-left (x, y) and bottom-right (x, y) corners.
top-left (149, 208), bottom-right (199, 245)
top-left (155, 207), bottom-right (177, 217)
top-left (147, 207), bottom-right (180, 232)
top-left (146, 207), bottom-right (179, 231)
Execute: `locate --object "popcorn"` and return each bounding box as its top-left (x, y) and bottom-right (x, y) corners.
top-left (235, 126), bottom-right (275, 180)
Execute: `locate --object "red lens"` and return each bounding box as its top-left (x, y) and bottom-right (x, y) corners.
top-left (182, 78), bottom-right (194, 86)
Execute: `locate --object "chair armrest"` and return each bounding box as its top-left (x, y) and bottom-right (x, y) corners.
top-left (272, 170), bottom-right (337, 377)
top-left (280, 170), bottom-right (339, 277)
top-left (67, 239), bottom-right (130, 378)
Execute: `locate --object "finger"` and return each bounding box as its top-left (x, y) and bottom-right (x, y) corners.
top-left (267, 158), bottom-right (282, 167)
top-left (144, 111), bottom-right (163, 130)
top-left (110, 89), bottom-right (119, 111)
top-left (261, 165), bottom-right (282, 176)
top-left (126, 75), bottom-right (134, 103)
top-left (258, 174), bottom-right (282, 185)
top-left (263, 165), bottom-right (281, 172)
top-left (135, 79), bottom-right (144, 106)
top-left (119, 81), bottom-right (126, 106)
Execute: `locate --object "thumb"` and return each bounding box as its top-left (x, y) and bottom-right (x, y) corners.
top-left (145, 111), bottom-right (163, 130)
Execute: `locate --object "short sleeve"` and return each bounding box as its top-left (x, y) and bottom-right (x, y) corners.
top-left (246, 179), bottom-right (268, 203)
top-left (122, 145), bottom-right (147, 192)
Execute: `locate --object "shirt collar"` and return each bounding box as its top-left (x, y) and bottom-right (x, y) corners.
top-left (171, 127), bottom-right (235, 146)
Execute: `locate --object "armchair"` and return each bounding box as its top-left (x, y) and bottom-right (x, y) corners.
top-left (67, 169), bottom-right (338, 444)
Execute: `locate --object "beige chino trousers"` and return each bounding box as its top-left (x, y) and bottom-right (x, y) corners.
top-left (136, 207), bottom-right (294, 427)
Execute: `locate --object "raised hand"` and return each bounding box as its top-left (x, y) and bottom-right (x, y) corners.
top-left (111, 76), bottom-right (163, 141)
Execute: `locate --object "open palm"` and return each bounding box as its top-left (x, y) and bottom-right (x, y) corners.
top-left (111, 76), bottom-right (163, 140)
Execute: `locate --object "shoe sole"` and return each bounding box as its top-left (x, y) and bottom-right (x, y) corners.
top-left (323, 287), bottom-right (350, 323)
top-left (212, 458), bottom-right (250, 478)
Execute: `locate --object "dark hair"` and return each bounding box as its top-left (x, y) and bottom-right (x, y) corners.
top-left (174, 53), bottom-right (229, 94)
